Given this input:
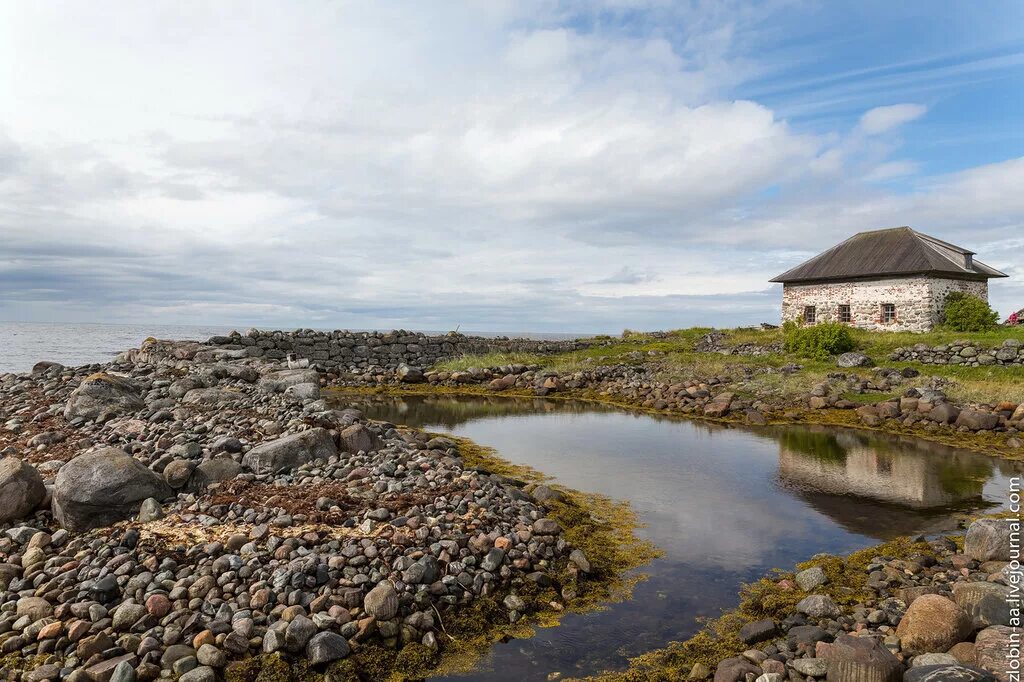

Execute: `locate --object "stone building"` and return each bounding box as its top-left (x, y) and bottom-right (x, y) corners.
top-left (771, 227), bottom-right (1006, 332)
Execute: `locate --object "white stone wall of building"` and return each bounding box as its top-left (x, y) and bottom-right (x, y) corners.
top-left (927, 278), bottom-right (988, 322)
top-left (780, 276), bottom-right (989, 332)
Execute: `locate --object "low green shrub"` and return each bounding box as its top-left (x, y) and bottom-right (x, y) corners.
top-left (783, 321), bottom-right (855, 360)
top-left (943, 292), bottom-right (999, 332)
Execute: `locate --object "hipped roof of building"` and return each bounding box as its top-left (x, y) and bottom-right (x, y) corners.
top-left (771, 227), bottom-right (1008, 284)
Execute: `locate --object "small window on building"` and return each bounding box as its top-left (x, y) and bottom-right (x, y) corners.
top-left (803, 306), bottom-right (816, 324)
top-left (838, 304), bottom-right (851, 323)
top-left (881, 303), bottom-right (896, 324)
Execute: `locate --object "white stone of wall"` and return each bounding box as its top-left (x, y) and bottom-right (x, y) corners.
top-left (780, 276), bottom-right (989, 332)
top-left (927, 278), bottom-right (987, 322)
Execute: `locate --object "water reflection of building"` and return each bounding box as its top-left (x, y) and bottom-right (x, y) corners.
top-left (777, 428), bottom-right (992, 508)
top-left (772, 427), bottom-right (1002, 539)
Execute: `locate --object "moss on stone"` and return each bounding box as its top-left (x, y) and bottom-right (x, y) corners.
top-left (393, 643), bottom-right (437, 676)
top-left (254, 653), bottom-right (300, 682)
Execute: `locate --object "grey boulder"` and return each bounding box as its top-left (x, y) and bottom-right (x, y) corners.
top-left (284, 382), bottom-right (321, 400)
top-left (64, 373), bottom-right (144, 421)
top-left (0, 457), bottom-right (46, 523)
top-left (242, 428), bottom-right (337, 474)
top-left (824, 633), bottom-right (902, 682)
top-left (186, 457), bottom-right (241, 492)
top-left (837, 352), bottom-right (874, 368)
top-left (364, 581), bottom-right (399, 620)
top-left (796, 594), bottom-right (841, 619)
top-left (52, 448), bottom-right (172, 532)
top-left (182, 388), bottom-right (242, 405)
top-left (952, 582), bottom-right (1011, 629)
top-left (396, 364), bottom-right (425, 383)
top-left (306, 631), bottom-right (351, 665)
top-left (340, 423), bottom-right (377, 454)
top-left (964, 518), bottom-right (1013, 562)
top-left (259, 369), bottom-right (320, 393)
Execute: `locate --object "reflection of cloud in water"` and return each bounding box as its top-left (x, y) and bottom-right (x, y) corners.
top-left (336, 394), bottom-right (1019, 682)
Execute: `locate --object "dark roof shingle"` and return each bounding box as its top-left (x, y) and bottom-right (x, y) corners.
top-left (771, 227), bottom-right (1007, 284)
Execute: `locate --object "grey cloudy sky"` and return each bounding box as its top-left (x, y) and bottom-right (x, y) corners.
top-left (2, 2), bottom-right (1023, 333)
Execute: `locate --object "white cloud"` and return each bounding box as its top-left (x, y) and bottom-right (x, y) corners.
top-left (0, 3), bottom-right (1020, 330)
top-left (858, 103), bottom-right (928, 135)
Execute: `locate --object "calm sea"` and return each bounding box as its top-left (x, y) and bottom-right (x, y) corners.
top-left (0, 322), bottom-right (585, 374)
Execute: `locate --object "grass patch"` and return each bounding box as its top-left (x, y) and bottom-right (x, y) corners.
top-left (433, 352), bottom-right (546, 372)
top-left (431, 326), bottom-right (1024, 405)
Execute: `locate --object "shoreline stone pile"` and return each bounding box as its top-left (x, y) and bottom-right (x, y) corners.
top-left (705, 517), bottom-right (1019, 682)
top-left (330, 358), bottom-right (1024, 445)
top-left (0, 342), bottom-right (594, 681)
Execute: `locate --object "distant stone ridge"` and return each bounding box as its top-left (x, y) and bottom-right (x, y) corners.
top-left (196, 328), bottom-right (591, 372)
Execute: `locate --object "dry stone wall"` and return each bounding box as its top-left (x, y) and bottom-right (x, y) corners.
top-left (205, 329), bottom-right (589, 371)
top-left (891, 338), bottom-right (1024, 366)
top-left (781, 276), bottom-right (988, 332)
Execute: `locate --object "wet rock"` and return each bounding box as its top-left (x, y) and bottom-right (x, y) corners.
top-left (0, 457), bottom-right (46, 523)
top-left (52, 447), bottom-right (172, 532)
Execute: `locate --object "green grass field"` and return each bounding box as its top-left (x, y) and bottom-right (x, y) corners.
top-left (433, 325), bottom-right (1024, 403)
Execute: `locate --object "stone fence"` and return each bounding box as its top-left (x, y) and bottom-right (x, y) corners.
top-left (890, 339), bottom-right (1024, 366)
top-left (204, 329), bottom-right (591, 371)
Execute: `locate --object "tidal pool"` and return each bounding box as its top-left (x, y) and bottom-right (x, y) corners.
top-left (332, 393), bottom-right (1021, 681)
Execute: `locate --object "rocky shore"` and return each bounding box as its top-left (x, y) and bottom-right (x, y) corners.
top-left (2, 329), bottom-right (1021, 682)
top-left (330, 358), bottom-right (1024, 457)
top-left (592, 517), bottom-right (1020, 682)
top-left (0, 340), bottom-right (613, 682)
